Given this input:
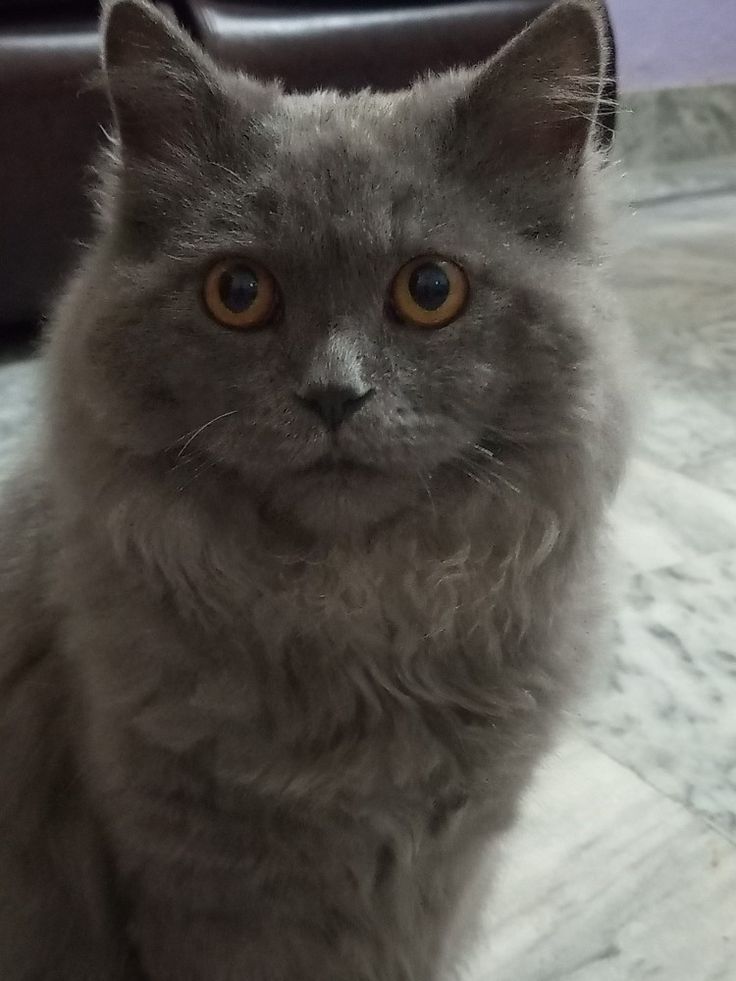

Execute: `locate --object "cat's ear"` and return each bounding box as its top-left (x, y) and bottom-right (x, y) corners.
top-left (101, 0), bottom-right (224, 164)
top-left (448, 0), bottom-right (608, 179)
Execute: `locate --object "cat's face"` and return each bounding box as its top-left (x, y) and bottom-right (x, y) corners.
top-left (68, 0), bottom-right (607, 535)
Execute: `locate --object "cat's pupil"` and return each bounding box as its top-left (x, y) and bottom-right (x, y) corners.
top-left (219, 265), bottom-right (259, 312)
top-left (408, 263), bottom-right (450, 311)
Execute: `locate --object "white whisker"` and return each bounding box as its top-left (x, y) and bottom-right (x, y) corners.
top-left (172, 410), bottom-right (238, 463)
top-left (457, 448), bottom-right (522, 497)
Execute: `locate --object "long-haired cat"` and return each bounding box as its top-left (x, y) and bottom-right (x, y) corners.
top-left (0, 1), bottom-right (629, 977)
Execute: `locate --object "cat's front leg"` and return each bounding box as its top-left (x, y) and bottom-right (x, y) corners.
top-left (127, 872), bottom-right (442, 981)
top-left (0, 754), bottom-right (142, 981)
top-left (0, 484), bottom-right (142, 980)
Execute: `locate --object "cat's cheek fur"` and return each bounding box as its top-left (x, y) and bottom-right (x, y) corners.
top-left (0, 0), bottom-right (630, 979)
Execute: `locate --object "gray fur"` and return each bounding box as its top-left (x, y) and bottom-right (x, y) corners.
top-left (0, 0), bottom-right (629, 977)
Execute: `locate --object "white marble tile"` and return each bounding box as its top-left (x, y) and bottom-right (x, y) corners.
top-left (578, 548), bottom-right (736, 839)
top-left (615, 189), bottom-right (736, 248)
top-left (614, 235), bottom-right (736, 354)
top-left (633, 385), bottom-right (736, 475)
top-left (0, 358), bottom-right (39, 472)
top-left (611, 196), bottom-right (736, 358)
top-left (684, 447), bottom-right (736, 500)
top-left (619, 156), bottom-right (736, 205)
top-left (611, 457), bottom-right (736, 574)
top-left (617, 87), bottom-right (736, 174)
top-left (609, 193), bottom-right (736, 477)
top-left (466, 737), bottom-right (736, 981)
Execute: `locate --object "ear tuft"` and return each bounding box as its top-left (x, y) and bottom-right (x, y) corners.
top-left (102, 0), bottom-right (203, 79)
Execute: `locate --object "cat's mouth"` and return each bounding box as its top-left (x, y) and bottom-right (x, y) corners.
top-left (269, 449), bottom-right (421, 533)
top-left (302, 455), bottom-right (383, 480)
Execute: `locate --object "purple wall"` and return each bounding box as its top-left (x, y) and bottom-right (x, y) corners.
top-left (608, 0), bottom-right (736, 91)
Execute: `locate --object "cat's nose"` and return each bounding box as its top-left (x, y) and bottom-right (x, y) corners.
top-left (297, 385), bottom-right (374, 431)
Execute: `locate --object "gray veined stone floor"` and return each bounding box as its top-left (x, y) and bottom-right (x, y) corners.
top-left (473, 188), bottom-right (736, 980)
top-left (1, 181), bottom-right (735, 979)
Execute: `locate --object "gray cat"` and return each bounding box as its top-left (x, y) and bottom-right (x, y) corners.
top-left (0, 0), bottom-right (630, 977)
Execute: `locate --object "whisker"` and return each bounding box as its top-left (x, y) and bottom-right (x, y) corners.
top-left (172, 410), bottom-right (238, 462)
top-left (456, 449), bottom-right (522, 497)
top-left (176, 458), bottom-right (217, 493)
top-left (478, 424), bottom-right (532, 451)
top-left (456, 465), bottom-right (503, 494)
top-left (209, 160), bottom-right (249, 188)
top-left (470, 443), bottom-right (507, 467)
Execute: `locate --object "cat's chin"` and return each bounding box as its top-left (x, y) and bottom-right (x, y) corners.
top-left (262, 458), bottom-right (417, 537)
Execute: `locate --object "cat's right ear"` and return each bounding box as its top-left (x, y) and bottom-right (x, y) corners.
top-left (101, 0), bottom-right (224, 165)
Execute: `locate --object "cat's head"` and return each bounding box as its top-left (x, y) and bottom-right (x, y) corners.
top-left (57, 0), bottom-right (612, 537)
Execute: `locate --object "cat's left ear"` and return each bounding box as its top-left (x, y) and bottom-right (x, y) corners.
top-left (101, 0), bottom-right (225, 165)
top-left (447, 0), bottom-right (609, 180)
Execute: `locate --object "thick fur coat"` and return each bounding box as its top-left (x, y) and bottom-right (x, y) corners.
top-left (0, 1), bottom-right (629, 978)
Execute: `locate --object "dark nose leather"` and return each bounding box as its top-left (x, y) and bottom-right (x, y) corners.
top-left (298, 385), bottom-right (374, 431)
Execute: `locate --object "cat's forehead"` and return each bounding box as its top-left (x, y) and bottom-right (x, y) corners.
top-left (254, 88), bottom-right (425, 193)
top-left (179, 83), bottom-right (469, 262)
top-left (276, 89), bottom-right (407, 143)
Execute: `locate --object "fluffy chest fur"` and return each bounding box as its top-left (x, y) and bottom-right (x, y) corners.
top-left (52, 499), bottom-right (589, 981)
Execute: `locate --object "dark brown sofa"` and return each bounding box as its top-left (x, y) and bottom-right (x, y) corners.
top-left (0, 1), bottom-right (615, 332)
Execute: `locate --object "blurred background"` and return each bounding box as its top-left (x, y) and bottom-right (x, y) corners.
top-left (1, 2), bottom-right (734, 978)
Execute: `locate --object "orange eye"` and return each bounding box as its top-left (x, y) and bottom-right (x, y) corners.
top-left (391, 256), bottom-right (468, 328)
top-left (203, 259), bottom-right (277, 329)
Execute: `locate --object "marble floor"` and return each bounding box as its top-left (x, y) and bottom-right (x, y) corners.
top-left (470, 187), bottom-right (736, 980)
top-left (1, 182), bottom-right (735, 978)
